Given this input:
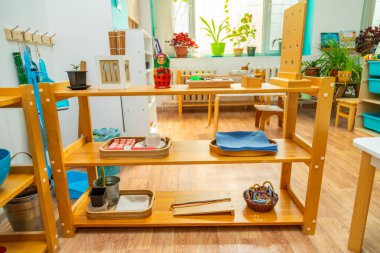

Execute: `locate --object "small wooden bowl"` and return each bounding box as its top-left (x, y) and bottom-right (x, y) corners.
top-left (243, 192), bottom-right (278, 213)
top-left (209, 139), bottom-right (277, 157)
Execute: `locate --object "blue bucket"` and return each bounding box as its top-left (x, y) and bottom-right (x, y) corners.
top-left (362, 113), bottom-right (380, 133)
top-left (368, 61), bottom-right (380, 77)
top-left (0, 149), bottom-right (11, 186)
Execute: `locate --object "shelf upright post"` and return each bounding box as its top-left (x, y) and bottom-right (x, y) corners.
top-left (280, 92), bottom-right (299, 189)
top-left (302, 77), bottom-right (335, 234)
top-left (38, 83), bottom-right (75, 238)
top-left (78, 96), bottom-right (98, 183)
top-left (21, 84), bottom-right (60, 252)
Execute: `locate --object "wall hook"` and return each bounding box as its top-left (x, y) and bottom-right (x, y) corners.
top-left (32, 29), bottom-right (39, 36)
top-left (23, 28), bottom-right (31, 33)
top-left (10, 25), bottom-right (19, 39)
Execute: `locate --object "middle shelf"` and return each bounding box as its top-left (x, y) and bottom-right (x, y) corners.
top-left (64, 139), bottom-right (311, 167)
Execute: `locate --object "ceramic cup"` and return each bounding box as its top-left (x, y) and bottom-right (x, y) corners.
top-left (145, 133), bottom-right (161, 147)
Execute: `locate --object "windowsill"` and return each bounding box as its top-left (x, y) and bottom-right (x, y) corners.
top-left (170, 53), bottom-right (281, 59)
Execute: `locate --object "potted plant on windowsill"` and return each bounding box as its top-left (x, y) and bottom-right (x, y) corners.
top-left (355, 25), bottom-right (380, 55)
top-left (240, 13), bottom-right (257, 56)
top-left (167, 32), bottom-right (198, 58)
top-left (199, 17), bottom-right (229, 57)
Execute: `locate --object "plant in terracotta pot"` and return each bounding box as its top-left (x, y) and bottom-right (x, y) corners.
top-left (167, 32), bottom-right (198, 58)
top-left (199, 17), bottom-right (229, 57)
top-left (228, 27), bottom-right (246, 57)
top-left (337, 54), bottom-right (362, 84)
top-left (355, 25), bottom-right (380, 55)
top-left (302, 58), bottom-right (321, 77)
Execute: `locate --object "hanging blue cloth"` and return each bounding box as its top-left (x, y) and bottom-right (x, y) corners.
top-left (215, 131), bottom-right (278, 152)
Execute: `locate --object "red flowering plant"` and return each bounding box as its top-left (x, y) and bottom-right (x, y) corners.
top-left (167, 32), bottom-right (199, 48)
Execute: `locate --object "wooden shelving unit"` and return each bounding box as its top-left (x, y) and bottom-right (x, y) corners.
top-left (0, 87), bottom-right (59, 252)
top-left (37, 74), bottom-right (335, 238)
top-left (355, 61), bottom-right (380, 136)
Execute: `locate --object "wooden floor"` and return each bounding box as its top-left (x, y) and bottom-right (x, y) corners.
top-left (58, 106), bottom-right (378, 252)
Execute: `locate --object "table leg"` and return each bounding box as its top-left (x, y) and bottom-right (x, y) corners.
top-left (207, 94), bottom-right (212, 126)
top-left (213, 96), bottom-right (220, 134)
top-left (348, 151), bottom-right (376, 252)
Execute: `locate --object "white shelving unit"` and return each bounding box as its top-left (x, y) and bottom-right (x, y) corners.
top-left (94, 29), bottom-right (156, 135)
top-left (121, 29), bottom-right (156, 135)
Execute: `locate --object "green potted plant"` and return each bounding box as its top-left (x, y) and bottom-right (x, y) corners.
top-left (302, 58), bottom-right (321, 77)
top-left (319, 41), bottom-right (350, 80)
top-left (199, 17), bottom-right (229, 57)
top-left (228, 27), bottom-right (246, 57)
top-left (240, 13), bottom-right (257, 56)
top-left (337, 54), bottom-right (362, 84)
top-left (66, 64), bottom-right (87, 88)
top-left (93, 166), bottom-right (120, 206)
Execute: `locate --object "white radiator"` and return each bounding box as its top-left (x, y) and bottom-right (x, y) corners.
top-left (160, 67), bottom-right (279, 109)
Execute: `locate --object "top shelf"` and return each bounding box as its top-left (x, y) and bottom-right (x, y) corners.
top-left (0, 95), bottom-right (21, 108)
top-left (53, 83), bottom-right (320, 99)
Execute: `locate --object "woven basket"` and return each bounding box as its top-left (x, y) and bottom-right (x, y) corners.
top-left (243, 181), bottom-right (279, 213)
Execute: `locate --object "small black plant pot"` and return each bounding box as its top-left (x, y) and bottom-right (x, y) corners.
top-left (247, 46), bottom-right (256, 56)
top-left (66, 71), bottom-right (87, 87)
top-left (89, 187), bottom-right (106, 207)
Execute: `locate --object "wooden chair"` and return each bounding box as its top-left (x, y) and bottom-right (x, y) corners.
top-left (213, 94), bottom-right (284, 133)
top-left (335, 98), bottom-right (360, 131)
top-left (254, 104), bottom-right (284, 130)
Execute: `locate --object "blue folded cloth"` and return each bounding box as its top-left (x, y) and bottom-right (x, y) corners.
top-left (215, 131), bottom-right (278, 152)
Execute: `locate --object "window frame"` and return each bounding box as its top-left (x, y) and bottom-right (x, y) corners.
top-left (172, 0), bottom-right (301, 56)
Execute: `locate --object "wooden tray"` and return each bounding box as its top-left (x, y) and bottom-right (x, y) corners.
top-left (209, 139), bottom-right (277, 157)
top-left (99, 137), bottom-right (172, 159)
top-left (86, 190), bottom-right (155, 219)
top-left (185, 79), bottom-right (233, 89)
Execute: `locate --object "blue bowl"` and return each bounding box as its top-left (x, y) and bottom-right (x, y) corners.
top-left (0, 149), bottom-right (11, 186)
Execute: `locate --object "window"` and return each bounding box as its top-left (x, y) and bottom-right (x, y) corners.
top-left (173, 0), bottom-right (298, 55)
top-left (373, 0), bottom-right (380, 26)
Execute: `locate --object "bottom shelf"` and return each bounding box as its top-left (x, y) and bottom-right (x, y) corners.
top-left (0, 241), bottom-right (47, 253)
top-left (73, 190), bottom-right (303, 227)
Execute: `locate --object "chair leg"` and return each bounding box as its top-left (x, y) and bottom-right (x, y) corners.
top-left (259, 112), bottom-right (271, 131)
top-left (278, 112), bottom-right (284, 127)
top-left (213, 96), bottom-right (220, 134)
top-left (255, 110), bottom-right (262, 128)
top-left (347, 105), bottom-right (355, 131)
top-left (178, 95), bottom-right (183, 119)
top-left (335, 104), bottom-right (340, 127)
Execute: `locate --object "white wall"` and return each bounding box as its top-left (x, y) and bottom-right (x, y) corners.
top-left (0, 0), bottom-right (54, 163)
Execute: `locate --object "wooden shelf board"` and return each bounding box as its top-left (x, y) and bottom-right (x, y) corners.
top-left (73, 190), bottom-right (303, 227)
top-left (0, 96), bottom-right (21, 108)
top-left (0, 241), bottom-right (47, 253)
top-left (355, 127), bottom-right (380, 137)
top-left (361, 98), bottom-right (380, 105)
top-left (0, 174), bottom-right (35, 207)
top-left (53, 83), bottom-right (320, 99)
top-left (64, 139), bottom-right (311, 167)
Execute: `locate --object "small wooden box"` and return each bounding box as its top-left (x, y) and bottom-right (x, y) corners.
top-left (241, 75), bottom-right (263, 88)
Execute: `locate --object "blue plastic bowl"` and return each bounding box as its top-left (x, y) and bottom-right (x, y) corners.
top-left (0, 149), bottom-right (11, 186)
top-left (66, 170), bottom-right (89, 199)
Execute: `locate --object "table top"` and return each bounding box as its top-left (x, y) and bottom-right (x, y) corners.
top-left (353, 137), bottom-right (380, 160)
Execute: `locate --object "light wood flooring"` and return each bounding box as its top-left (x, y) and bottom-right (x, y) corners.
top-left (56, 106), bottom-right (378, 252)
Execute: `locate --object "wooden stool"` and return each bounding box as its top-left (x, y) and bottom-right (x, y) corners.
top-left (335, 98), bottom-right (360, 131)
top-left (254, 105), bottom-right (284, 131)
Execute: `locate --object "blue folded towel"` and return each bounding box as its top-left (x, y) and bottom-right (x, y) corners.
top-left (215, 131), bottom-right (278, 152)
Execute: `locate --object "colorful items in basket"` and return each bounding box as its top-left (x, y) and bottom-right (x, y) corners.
top-left (243, 181), bottom-right (279, 213)
top-left (363, 54), bottom-right (380, 60)
top-left (215, 131), bottom-right (278, 152)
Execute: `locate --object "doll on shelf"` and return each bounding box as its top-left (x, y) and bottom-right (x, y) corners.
top-left (153, 52), bottom-right (171, 88)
